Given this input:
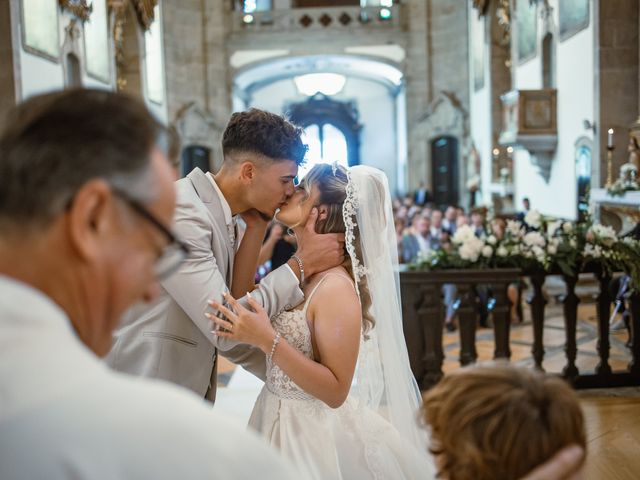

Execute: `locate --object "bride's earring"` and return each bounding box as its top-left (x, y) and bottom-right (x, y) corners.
top-left (287, 227), bottom-right (295, 237)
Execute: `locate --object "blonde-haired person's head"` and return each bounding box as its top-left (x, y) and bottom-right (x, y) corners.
top-left (421, 363), bottom-right (586, 480)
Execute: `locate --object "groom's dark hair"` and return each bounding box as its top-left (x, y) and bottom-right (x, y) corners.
top-left (222, 108), bottom-right (307, 165)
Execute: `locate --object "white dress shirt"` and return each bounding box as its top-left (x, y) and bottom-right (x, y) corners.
top-left (0, 275), bottom-right (304, 480)
top-left (414, 233), bottom-right (431, 253)
top-left (206, 171), bottom-right (237, 245)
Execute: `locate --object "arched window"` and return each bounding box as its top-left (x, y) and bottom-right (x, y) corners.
top-left (299, 123), bottom-right (349, 178)
top-left (287, 93), bottom-right (361, 178)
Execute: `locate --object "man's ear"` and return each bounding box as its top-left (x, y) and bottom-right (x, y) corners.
top-left (317, 204), bottom-right (329, 222)
top-left (239, 161), bottom-right (256, 183)
top-left (67, 179), bottom-right (114, 261)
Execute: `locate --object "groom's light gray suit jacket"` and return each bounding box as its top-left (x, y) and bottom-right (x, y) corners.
top-left (107, 168), bottom-right (304, 402)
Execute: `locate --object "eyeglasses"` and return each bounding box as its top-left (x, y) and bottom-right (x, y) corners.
top-left (112, 188), bottom-right (189, 280)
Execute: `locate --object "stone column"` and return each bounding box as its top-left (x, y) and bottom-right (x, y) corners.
top-left (205, 0), bottom-right (233, 127)
top-left (596, 0), bottom-right (639, 184)
top-left (162, 0), bottom-right (232, 168)
top-left (488, 1), bottom-right (511, 147)
top-left (0, 0), bottom-right (17, 128)
top-left (405, 0), bottom-right (470, 194)
top-left (404, 0), bottom-right (430, 191)
top-left (430, 0), bottom-right (470, 114)
top-left (162, 0), bottom-right (210, 120)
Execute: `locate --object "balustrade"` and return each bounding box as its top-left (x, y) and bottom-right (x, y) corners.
top-left (400, 267), bottom-right (640, 390)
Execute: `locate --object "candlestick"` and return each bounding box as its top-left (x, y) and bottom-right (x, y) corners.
top-left (605, 145), bottom-right (615, 188)
top-left (608, 128), bottom-right (614, 148)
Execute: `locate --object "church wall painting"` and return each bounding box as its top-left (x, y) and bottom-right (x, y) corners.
top-left (559, 0), bottom-right (589, 41)
top-left (516, 0), bottom-right (537, 65)
top-left (21, 0), bottom-right (60, 62)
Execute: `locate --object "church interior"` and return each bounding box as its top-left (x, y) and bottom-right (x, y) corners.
top-left (2, 0), bottom-right (640, 478)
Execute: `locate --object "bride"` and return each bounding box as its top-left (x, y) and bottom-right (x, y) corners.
top-left (209, 163), bottom-right (436, 479)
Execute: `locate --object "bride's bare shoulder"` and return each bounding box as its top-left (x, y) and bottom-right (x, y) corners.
top-left (308, 267), bottom-right (360, 315)
top-left (315, 267), bottom-right (355, 288)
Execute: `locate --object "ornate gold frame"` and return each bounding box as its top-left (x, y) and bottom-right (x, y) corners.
top-left (58, 0), bottom-right (92, 22)
top-left (472, 0), bottom-right (489, 16)
top-left (108, 0), bottom-right (157, 31)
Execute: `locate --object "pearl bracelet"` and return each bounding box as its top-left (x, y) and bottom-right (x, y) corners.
top-left (267, 332), bottom-right (281, 364)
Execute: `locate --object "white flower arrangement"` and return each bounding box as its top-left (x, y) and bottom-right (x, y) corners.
top-left (524, 210), bottom-right (542, 229)
top-left (411, 208), bottom-right (640, 290)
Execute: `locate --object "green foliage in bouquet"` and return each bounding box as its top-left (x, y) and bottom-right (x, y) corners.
top-left (410, 209), bottom-right (640, 291)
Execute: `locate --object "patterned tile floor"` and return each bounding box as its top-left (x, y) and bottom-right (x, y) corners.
top-left (441, 301), bottom-right (632, 375)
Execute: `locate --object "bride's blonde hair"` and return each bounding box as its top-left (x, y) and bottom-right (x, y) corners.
top-left (300, 163), bottom-right (374, 336)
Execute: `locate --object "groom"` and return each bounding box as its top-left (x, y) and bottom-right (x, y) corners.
top-left (107, 109), bottom-right (344, 402)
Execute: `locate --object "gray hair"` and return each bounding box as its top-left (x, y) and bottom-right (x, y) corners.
top-left (0, 89), bottom-right (168, 233)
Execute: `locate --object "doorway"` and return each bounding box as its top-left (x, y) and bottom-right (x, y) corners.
top-left (431, 136), bottom-right (459, 207)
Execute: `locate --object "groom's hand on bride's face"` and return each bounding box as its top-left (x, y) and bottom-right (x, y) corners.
top-left (295, 208), bottom-right (345, 277)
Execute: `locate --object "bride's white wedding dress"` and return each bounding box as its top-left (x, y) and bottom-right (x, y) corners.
top-left (248, 274), bottom-right (436, 480)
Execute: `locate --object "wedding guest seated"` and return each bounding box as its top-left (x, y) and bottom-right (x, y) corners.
top-left (430, 209), bottom-right (444, 242)
top-left (401, 214), bottom-right (433, 263)
top-left (470, 209), bottom-right (487, 238)
top-left (441, 206), bottom-right (458, 235)
top-left (422, 363), bottom-right (586, 480)
top-left (456, 212), bottom-right (470, 229)
top-left (0, 89), bottom-right (301, 480)
top-left (414, 180), bottom-right (431, 206)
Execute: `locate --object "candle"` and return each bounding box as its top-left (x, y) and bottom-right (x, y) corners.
top-left (608, 128), bottom-right (614, 148)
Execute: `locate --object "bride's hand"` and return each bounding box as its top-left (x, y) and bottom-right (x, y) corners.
top-left (207, 293), bottom-right (275, 352)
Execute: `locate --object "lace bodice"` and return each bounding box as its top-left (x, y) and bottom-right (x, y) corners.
top-left (265, 273), bottom-right (353, 401)
top-left (266, 308), bottom-right (316, 400)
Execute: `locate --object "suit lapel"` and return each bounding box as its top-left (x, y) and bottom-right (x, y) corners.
top-left (187, 168), bottom-right (235, 284)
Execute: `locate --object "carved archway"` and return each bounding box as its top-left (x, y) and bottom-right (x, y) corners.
top-left (286, 93), bottom-right (362, 166)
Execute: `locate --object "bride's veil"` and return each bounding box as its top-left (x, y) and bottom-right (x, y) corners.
top-left (343, 165), bottom-right (428, 450)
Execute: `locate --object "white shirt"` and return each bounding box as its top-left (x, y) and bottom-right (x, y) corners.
top-left (0, 276), bottom-right (304, 480)
top-left (206, 171), bottom-right (236, 244)
top-left (414, 233), bottom-right (431, 253)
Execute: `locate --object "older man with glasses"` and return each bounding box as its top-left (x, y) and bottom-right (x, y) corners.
top-left (0, 89), bottom-right (304, 479)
